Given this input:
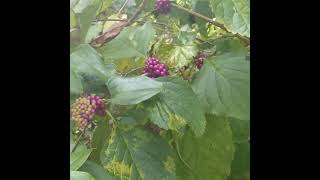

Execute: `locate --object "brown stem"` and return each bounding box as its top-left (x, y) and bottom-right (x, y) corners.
top-left (90, 0), bottom-right (147, 48)
top-left (171, 3), bottom-right (250, 45)
top-left (71, 122), bottom-right (90, 153)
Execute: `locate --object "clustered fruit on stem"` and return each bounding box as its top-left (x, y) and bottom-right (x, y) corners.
top-left (143, 56), bottom-right (169, 78)
top-left (155, 0), bottom-right (171, 14)
top-left (194, 52), bottom-right (208, 69)
top-left (71, 95), bottom-right (106, 130)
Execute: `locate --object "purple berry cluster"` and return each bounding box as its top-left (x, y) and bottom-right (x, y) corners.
top-left (71, 95), bottom-right (106, 129)
top-left (155, 0), bottom-right (171, 14)
top-left (194, 52), bottom-right (208, 69)
top-left (143, 57), bottom-right (169, 78)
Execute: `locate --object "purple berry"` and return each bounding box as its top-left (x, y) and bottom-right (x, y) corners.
top-left (71, 95), bottom-right (107, 130)
top-left (143, 57), bottom-right (169, 78)
top-left (155, 0), bottom-right (171, 15)
top-left (194, 52), bottom-right (208, 69)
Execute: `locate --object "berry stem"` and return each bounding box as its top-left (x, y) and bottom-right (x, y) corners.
top-left (71, 122), bottom-right (90, 153)
top-left (106, 109), bottom-right (115, 122)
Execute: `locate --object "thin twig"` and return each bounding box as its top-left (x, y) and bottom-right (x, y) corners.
top-left (124, 67), bottom-right (144, 77)
top-left (118, 0), bottom-right (130, 15)
top-left (103, 18), bottom-right (169, 27)
top-left (171, 3), bottom-right (228, 32)
top-left (71, 123), bottom-right (90, 153)
top-left (90, 0), bottom-right (147, 48)
top-left (171, 3), bottom-right (250, 45)
top-left (127, 0), bottom-right (147, 26)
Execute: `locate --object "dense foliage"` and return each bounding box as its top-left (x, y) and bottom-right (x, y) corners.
top-left (70, 0), bottom-right (250, 180)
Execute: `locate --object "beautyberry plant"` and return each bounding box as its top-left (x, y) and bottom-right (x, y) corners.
top-left (70, 0), bottom-right (250, 180)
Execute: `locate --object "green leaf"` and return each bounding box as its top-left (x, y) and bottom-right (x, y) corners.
top-left (70, 0), bottom-right (80, 9)
top-left (99, 22), bottom-right (156, 61)
top-left (89, 117), bottom-right (111, 163)
top-left (106, 75), bottom-right (163, 105)
top-left (215, 38), bottom-right (248, 56)
top-left (116, 109), bottom-right (149, 130)
top-left (73, 0), bottom-right (93, 13)
top-left (192, 52), bottom-right (250, 120)
top-left (155, 77), bottom-right (206, 137)
top-left (70, 69), bottom-right (83, 94)
top-left (71, 145), bottom-right (93, 171)
top-left (85, 22), bottom-right (104, 43)
top-left (70, 9), bottom-right (78, 29)
top-left (146, 99), bottom-right (188, 135)
top-left (210, 0), bottom-right (250, 37)
top-left (76, 0), bottom-right (102, 42)
top-left (71, 44), bottom-right (115, 83)
top-left (229, 142), bottom-right (250, 180)
top-left (228, 117), bottom-right (250, 143)
top-left (193, 0), bottom-right (213, 36)
top-left (79, 160), bottom-right (116, 180)
top-left (101, 127), bottom-right (175, 180)
top-left (71, 171), bottom-right (94, 180)
top-left (176, 115), bottom-right (235, 180)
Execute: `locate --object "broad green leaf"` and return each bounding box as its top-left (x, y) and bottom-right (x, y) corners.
top-left (80, 160), bottom-right (116, 180)
top-left (71, 0), bottom-right (80, 9)
top-left (99, 22), bottom-right (156, 61)
top-left (71, 145), bottom-right (93, 171)
top-left (116, 109), bottom-right (149, 130)
top-left (228, 117), bottom-right (250, 180)
top-left (106, 75), bottom-right (163, 105)
top-left (76, 0), bottom-right (102, 42)
top-left (89, 117), bottom-right (111, 163)
top-left (155, 77), bottom-right (206, 137)
top-left (85, 22), bottom-right (104, 43)
top-left (71, 171), bottom-right (94, 180)
top-left (228, 117), bottom-right (250, 143)
top-left (210, 0), bottom-right (250, 37)
top-left (214, 38), bottom-right (249, 56)
top-left (193, 0), bottom-right (213, 37)
top-left (71, 44), bottom-right (114, 83)
top-left (70, 9), bottom-right (78, 29)
top-left (192, 52), bottom-right (250, 120)
top-left (101, 127), bottom-right (175, 180)
top-left (229, 142), bottom-right (250, 180)
top-left (81, 64), bottom-right (116, 95)
top-left (146, 99), bottom-right (188, 135)
top-left (176, 115), bottom-right (234, 180)
top-left (73, 0), bottom-right (93, 13)
top-left (70, 69), bottom-right (83, 94)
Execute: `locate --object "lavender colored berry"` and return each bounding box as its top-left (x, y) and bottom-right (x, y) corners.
top-left (194, 52), bottom-right (208, 69)
top-left (143, 56), bottom-right (169, 78)
top-left (71, 95), bottom-right (106, 130)
top-left (155, 0), bottom-right (171, 15)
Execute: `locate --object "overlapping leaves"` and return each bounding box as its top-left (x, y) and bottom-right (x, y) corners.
top-left (192, 52), bottom-right (250, 120)
top-left (99, 22), bottom-right (156, 61)
top-left (175, 115), bottom-right (235, 180)
top-left (107, 76), bottom-right (206, 137)
top-left (101, 126), bottom-right (175, 180)
top-left (210, 0), bottom-right (250, 37)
